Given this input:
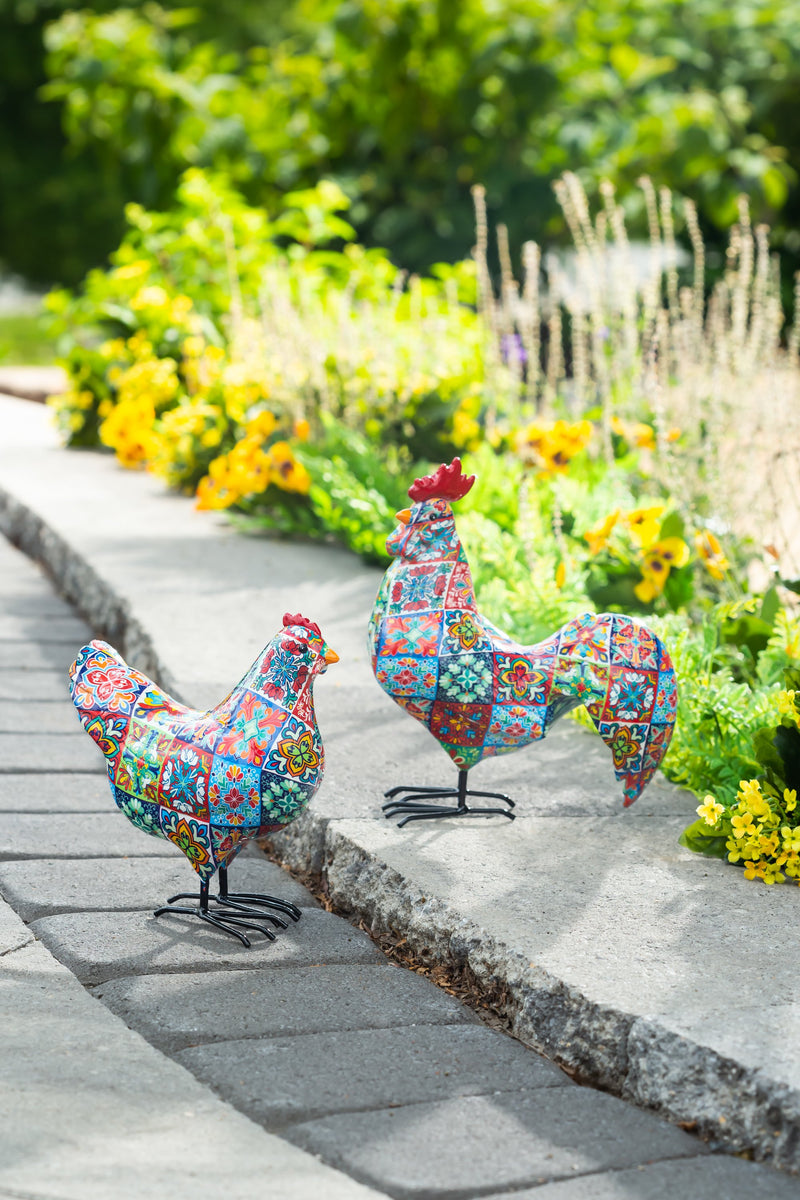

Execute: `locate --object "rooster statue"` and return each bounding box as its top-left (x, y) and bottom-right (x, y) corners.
top-left (69, 614), bottom-right (338, 944)
top-left (368, 459), bottom-right (677, 827)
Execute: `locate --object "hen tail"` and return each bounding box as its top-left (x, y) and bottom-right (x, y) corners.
top-left (69, 640), bottom-right (149, 761)
top-left (551, 613), bottom-right (677, 807)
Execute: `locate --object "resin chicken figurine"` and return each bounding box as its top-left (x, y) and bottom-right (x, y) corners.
top-left (368, 459), bottom-right (677, 826)
top-left (69, 613), bottom-right (338, 944)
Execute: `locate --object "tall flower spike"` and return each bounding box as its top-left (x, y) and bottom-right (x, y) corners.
top-left (408, 458), bottom-right (476, 502)
top-left (283, 613), bottom-right (322, 637)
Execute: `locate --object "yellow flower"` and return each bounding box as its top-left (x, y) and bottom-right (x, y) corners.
top-left (731, 811), bottom-right (755, 839)
top-left (695, 530), bottom-right (729, 580)
top-left (99, 395), bottom-right (158, 468)
top-left (640, 537), bottom-right (691, 588)
top-left (782, 826), bottom-right (800, 853)
top-left (697, 796), bottom-right (725, 827)
top-left (246, 411), bottom-right (278, 440)
top-left (634, 576), bottom-right (659, 604)
top-left (584, 510), bottom-right (620, 557)
top-left (738, 779), bottom-right (764, 807)
top-left (130, 285), bottom-right (170, 311)
top-left (268, 441), bottom-right (311, 494)
top-left (516, 419), bottom-right (592, 475)
top-left (784, 788), bottom-right (797, 813)
top-left (555, 560), bottom-right (566, 589)
top-left (294, 417), bottom-right (311, 442)
top-left (625, 505), bottom-right (665, 549)
top-left (196, 477), bottom-right (233, 510)
top-left (635, 536), bottom-right (690, 603)
top-left (182, 336), bottom-right (206, 358)
top-left (111, 259), bottom-right (150, 281)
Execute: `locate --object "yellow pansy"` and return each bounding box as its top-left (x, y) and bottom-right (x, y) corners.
top-left (611, 416), bottom-right (656, 450)
top-left (634, 537), bottom-right (690, 602)
top-left (584, 510), bottom-right (620, 557)
top-left (268, 442), bottom-right (311, 495)
top-left (625, 505), bottom-right (665, 549)
top-left (516, 418), bottom-right (592, 475)
top-left (695, 530), bottom-right (729, 580)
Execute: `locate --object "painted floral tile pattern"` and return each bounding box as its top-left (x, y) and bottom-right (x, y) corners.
top-left (371, 538), bottom-right (677, 805)
top-left (69, 629), bottom-right (328, 880)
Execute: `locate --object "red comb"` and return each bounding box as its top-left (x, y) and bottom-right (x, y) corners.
top-left (408, 458), bottom-right (476, 503)
top-left (282, 613), bottom-right (322, 637)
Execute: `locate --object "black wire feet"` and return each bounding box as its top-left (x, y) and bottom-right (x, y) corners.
top-left (382, 770), bottom-right (515, 828)
top-left (154, 869), bottom-right (302, 947)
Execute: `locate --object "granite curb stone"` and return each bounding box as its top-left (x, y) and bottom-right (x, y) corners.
top-left (176, 1023), bottom-right (571, 1127)
top-left (93, 963), bottom-right (478, 1051)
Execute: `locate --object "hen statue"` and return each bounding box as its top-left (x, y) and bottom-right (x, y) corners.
top-left (369, 459), bottom-right (677, 827)
top-left (69, 614), bottom-right (338, 944)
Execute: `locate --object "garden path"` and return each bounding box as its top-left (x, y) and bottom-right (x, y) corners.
top-left (1, 392), bottom-right (799, 1191)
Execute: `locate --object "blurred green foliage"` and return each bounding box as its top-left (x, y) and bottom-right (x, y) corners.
top-left (2, 0), bottom-right (800, 284)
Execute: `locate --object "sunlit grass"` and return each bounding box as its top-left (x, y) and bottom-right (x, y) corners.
top-left (0, 313), bottom-right (58, 365)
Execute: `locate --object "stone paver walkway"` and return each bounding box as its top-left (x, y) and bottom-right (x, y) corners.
top-left (1, 497), bottom-right (795, 1195)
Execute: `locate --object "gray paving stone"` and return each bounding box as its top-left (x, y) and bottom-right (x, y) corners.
top-left (0, 699), bottom-right (86, 733)
top-left (0, 669), bottom-right (71, 701)
top-left (0, 590), bottom-right (77, 616)
top-left (31, 906), bottom-right (384, 984)
top-left (0, 614), bottom-right (90, 641)
top-left (481, 1156), bottom-right (800, 1199)
top-left (94, 962), bottom-right (476, 1051)
top-left (286, 1090), bottom-right (704, 1199)
top-left (0, 927), bottom-right (385, 1200)
top-left (0, 731), bottom-right (103, 772)
top-left (0, 771), bottom-right (113, 812)
top-left (178, 1024), bottom-right (570, 1128)
top-left (0, 853), bottom-right (319, 920)
top-left (0, 641), bottom-right (80, 670)
top-left (0, 811), bottom-right (178, 860)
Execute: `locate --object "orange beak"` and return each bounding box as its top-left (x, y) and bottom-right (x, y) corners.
top-left (324, 647), bottom-right (339, 664)
top-left (395, 508), bottom-right (412, 525)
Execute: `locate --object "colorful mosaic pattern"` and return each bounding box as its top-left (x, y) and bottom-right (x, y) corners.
top-left (69, 617), bottom-right (336, 879)
top-left (369, 497), bottom-right (677, 806)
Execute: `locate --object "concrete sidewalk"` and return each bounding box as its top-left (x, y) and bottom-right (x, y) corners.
top-left (1, 392), bottom-right (799, 1181)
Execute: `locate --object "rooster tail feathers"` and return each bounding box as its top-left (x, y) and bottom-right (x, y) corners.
top-left (552, 613), bottom-right (678, 807)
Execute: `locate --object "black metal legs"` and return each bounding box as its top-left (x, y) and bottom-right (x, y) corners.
top-left (154, 867), bottom-right (302, 947)
top-left (382, 769), bottom-right (515, 828)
